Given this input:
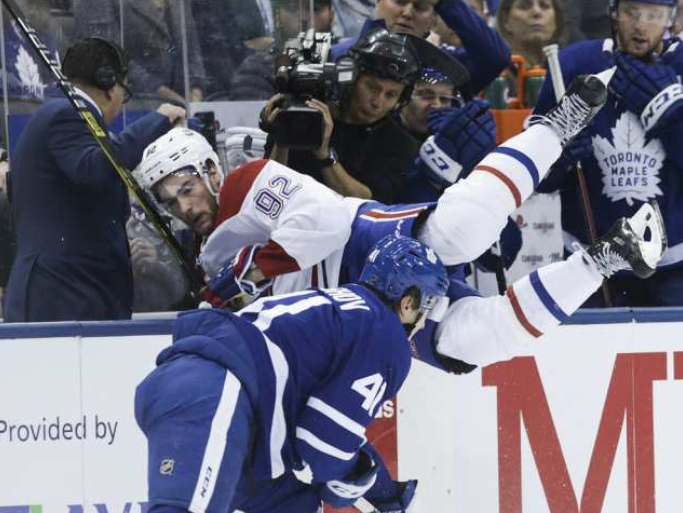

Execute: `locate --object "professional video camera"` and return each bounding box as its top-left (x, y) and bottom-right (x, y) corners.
top-left (270, 30), bottom-right (357, 150)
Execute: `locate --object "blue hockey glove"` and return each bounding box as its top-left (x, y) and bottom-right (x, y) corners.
top-left (366, 480), bottom-right (419, 512)
top-left (319, 445), bottom-right (378, 508)
top-left (552, 129), bottom-right (594, 171)
top-left (415, 100), bottom-right (496, 188)
top-left (474, 217), bottom-right (522, 272)
top-left (611, 51), bottom-right (683, 133)
top-left (207, 244), bottom-right (272, 301)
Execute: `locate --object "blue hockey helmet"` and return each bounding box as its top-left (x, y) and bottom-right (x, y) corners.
top-left (608, 0), bottom-right (679, 26)
top-left (359, 235), bottom-right (449, 312)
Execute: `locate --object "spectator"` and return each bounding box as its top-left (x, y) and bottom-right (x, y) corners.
top-left (73, 0), bottom-right (206, 103)
top-left (191, 0), bottom-right (272, 99)
top-left (332, 0), bottom-right (511, 96)
top-left (562, 0), bottom-right (611, 45)
top-left (535, 0), bottom-right (683, 306)
top-left (264, 28), bottom-right (422, 203)
top-left (429, 0), bottom-right (491, 48)
top-left (229, 0), bottom-right (335, 101)
top-left (496, 0), bottom-right (566, 68)
top-left (2, 37), bottom-right (185, 322)
top-left (332, 0), bottom-right (374, 38)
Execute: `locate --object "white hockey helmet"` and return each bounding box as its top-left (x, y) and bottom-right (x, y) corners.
top-left (134, 128), bottom-right (224, 200)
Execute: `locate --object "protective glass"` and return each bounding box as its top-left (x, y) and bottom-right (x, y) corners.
top-left (616, 3), bottom-right (673, 27)
top-left (119, 81), bottom-right (133, 104)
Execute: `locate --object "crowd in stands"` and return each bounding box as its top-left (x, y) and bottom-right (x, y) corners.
top-left (1, 0), bottom-right (683, 319)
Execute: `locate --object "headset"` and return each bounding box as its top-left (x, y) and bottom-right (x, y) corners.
top-left (62, 36), bottom-right (129, 91)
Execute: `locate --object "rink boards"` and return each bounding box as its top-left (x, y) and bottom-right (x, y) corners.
top-left (1, 310), bottom-right (682, 513)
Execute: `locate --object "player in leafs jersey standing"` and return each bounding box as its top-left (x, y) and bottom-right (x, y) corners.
top-left (135, 235), bottom-right (449, 512)
top-left (535, 0), bottom-right (683, 306)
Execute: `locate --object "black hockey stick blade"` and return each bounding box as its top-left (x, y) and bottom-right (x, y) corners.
top-left (0, 0), bottom-right (203, 294)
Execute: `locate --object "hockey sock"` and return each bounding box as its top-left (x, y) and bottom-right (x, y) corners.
top-left (505, 251), bottom-right (604, 338)
top-left (419, 124), bottom-right (562, 265)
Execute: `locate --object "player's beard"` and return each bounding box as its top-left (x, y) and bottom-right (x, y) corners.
top-left (615, 27), bottom-right (665, 62)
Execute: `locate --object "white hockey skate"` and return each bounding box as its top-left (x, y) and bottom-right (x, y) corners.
top-left (582, 201), bottom-right (667, 279)
top-left (529, 67), bottom-right (616, 146)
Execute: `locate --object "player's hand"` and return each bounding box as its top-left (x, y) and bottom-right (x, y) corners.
top-left (157, 103), bottom-right (187, 126)
top-left (554, 129), bottom-right (594, 170)
top-left (319, 446), bottom-right (378, 508)
top-left (207, 244), bottom-right (272, 302)
top-left (259, 93), bottom-right (286, 133)
top-left (415, 99), bottom-right (496, 187)
top-left (366, 480), bottom-right (419, 513)
top-left (130, 237), bottom-right (157, 275)
top-left (610, 51), bottom-right (682, 119)
top-left (306, 98), bottom-right (335, 159)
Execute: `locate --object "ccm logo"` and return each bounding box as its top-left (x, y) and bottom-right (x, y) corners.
top-left (200, 466), bottom-right (213, 498)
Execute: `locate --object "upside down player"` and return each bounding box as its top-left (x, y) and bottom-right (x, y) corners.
top-left (135, 70), bottom-right (666, 374)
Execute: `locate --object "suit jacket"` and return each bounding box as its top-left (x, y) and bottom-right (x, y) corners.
top-left (2, 96), bottom-right (171, 322)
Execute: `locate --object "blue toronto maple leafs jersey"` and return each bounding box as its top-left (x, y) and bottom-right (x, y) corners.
top-left (160, 285), bottom-right (411, 485)
top-left (535, 39), bottom-right (683, 268)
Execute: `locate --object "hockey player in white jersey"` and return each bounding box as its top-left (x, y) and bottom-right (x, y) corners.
top-left (135, 70), bottom-right (667, 371)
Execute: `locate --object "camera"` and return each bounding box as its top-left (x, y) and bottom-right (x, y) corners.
top-left (271, 30), bottom-right (357, 150)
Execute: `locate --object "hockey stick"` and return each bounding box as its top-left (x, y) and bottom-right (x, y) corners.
top-left (543, 44), bottom-right (613, 307)
top-left (0, 0), bottom-right (203, 294)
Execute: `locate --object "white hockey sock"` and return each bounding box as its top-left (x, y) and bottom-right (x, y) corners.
top-left (420, 124), bottom-right (562, 265)
top-left (473, 123), bottom-right (562, 209)
top-left (506, 251), bottom-right (604, 338)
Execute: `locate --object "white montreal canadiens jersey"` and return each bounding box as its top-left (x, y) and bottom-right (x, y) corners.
top-left (200, 159), bottom-right (365, 292)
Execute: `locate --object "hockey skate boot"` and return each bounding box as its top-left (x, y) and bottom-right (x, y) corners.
top-left (529, 67), bottom-right (615, 147)
top-left (581, 202), bottom-right (667, 280)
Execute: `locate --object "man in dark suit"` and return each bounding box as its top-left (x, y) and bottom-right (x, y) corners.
top-left (2, 37), bottom-right (185, 322)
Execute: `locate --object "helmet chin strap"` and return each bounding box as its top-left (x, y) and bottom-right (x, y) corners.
top-left (406, 310), bottom-right (429, 340)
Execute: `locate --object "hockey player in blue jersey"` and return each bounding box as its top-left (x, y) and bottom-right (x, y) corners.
top-left (535, 0), bottom-right (683, 306)
top-left (134, 70), bottom-right (667, 373)
top-left (135, 234), bottom-right (449, 513)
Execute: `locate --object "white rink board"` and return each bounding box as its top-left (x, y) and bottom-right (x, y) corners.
top-left (1, 319), bottom-right (683, 512)
top-left (398, 321), bottom-right (683, 513)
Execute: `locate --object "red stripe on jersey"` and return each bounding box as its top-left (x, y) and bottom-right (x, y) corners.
top-left (253, 240), bottom-right (302, 278)
top-left (475, 165), bottom-right (522, 208)
top-left (506, 286), bottom-right (543, 338)
top-left (213, 159), bottom-right (268, 229)
top-left (363, 207), bottom-right (426, 220)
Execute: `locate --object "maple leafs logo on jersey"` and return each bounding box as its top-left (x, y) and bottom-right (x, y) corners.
top-left (593, 111), bottom-right (664, 206)
top-left (15, 45), bottom-right (46, 100)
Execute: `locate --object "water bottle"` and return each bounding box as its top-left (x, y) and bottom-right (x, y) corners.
top-left (524, 67), bottom-right (547, 108)
top-left (484, 76), bottom-right (509, 110)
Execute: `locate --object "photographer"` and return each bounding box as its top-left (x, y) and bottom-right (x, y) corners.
top-left (263, 28), bottom-right (421, 203)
